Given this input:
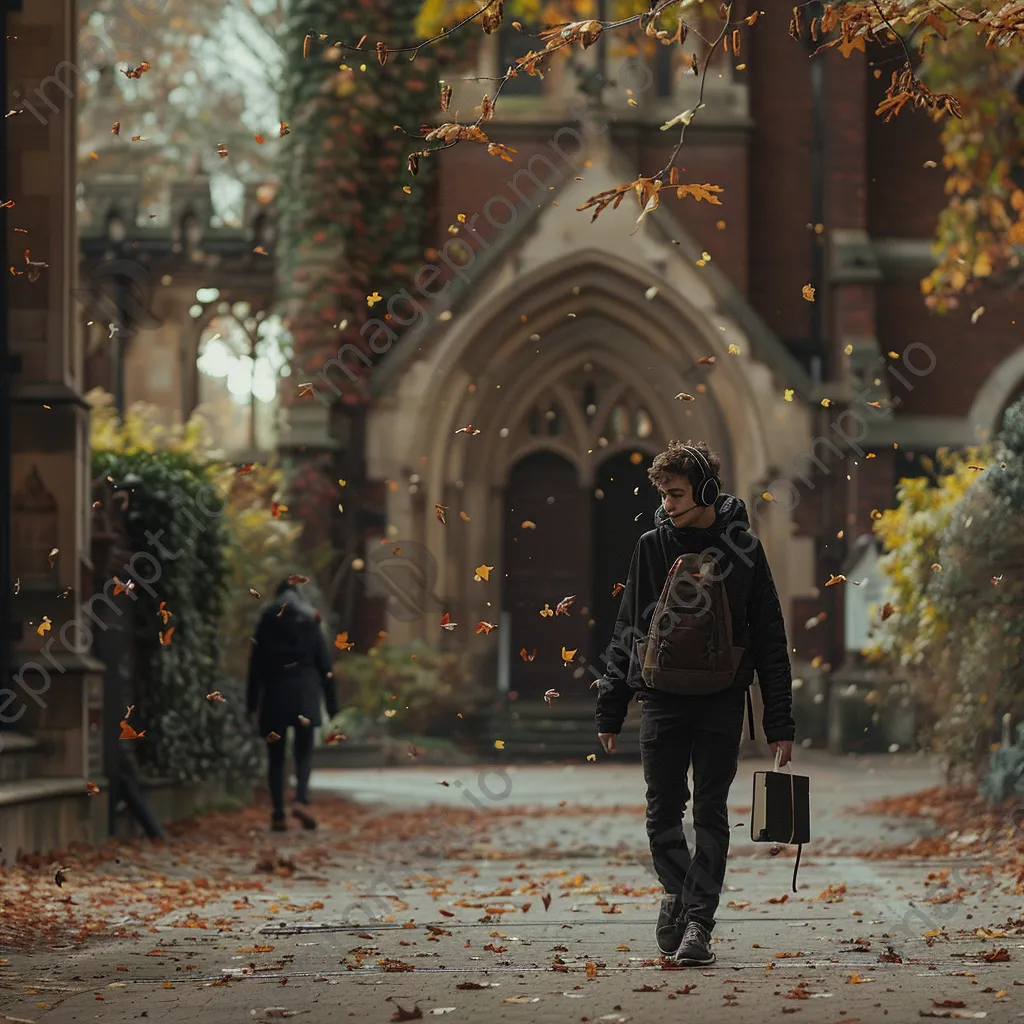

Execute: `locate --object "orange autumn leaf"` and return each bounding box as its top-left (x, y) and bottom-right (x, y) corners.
top-left (519, 647), bottom-right (537, 662)
top-left (434, 503), bottom-right (448, 524)
top-left (85, 781), bottom-right (100, 795)
top-left (119, 720), bottom-right (145, 740)
top-left (440, 612), bottom-right (457, 631)
top-left (158, 627), bottom-right (174, 647)
top-left (334, 631), bottom-right (355, 651)
top-left (157, 601), bottom-right (172, 624)
top-left (476, 620), bottom-right (496, 635)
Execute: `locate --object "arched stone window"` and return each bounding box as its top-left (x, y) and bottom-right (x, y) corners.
top-left (608, 402), bottom-right (631, 441)
top-left (193, 300), bottom-right (290, 454)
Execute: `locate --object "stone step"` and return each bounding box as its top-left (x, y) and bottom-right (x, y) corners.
top-left (0, 732), bottom-right (44, 784)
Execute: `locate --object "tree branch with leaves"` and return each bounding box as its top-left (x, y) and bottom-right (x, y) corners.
top-left (302, 0), bottom-right (1024, 305)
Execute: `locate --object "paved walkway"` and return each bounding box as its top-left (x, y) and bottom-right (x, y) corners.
top-left (0, 751), bottom-right (1021, 1023)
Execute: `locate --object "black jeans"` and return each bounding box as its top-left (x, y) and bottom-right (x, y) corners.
top-left (266, 724), bottom-right (315, 817)
top-left (639, 686), bottom-right (746, 933)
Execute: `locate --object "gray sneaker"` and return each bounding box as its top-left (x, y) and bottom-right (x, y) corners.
top-left (674, 919), bottom-right (716, 965)
top-left (655, 895), bottom-right (685, 956)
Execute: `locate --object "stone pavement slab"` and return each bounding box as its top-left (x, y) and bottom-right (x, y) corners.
top-left (0, 752), bottom-right (1021, 1024)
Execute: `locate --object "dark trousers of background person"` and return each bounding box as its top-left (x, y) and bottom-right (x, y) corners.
top-left (266, 724), bottom-right (315, 818)
top-left (639, 686), bottom-right (747, 933)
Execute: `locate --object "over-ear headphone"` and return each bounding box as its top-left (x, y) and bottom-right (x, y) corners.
top-left (680, 445), bottom-right (720, 507)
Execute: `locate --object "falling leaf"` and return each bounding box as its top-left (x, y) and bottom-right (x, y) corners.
top-left (454, 424), bottom-right (481, 435)
top-left (335, 632), bottom-right (355, 651)
top-left (266, 731), bottom-right (282, 743)
top-left (880, 602), bottom-right (896, 621)
top-left (611, 583), bottom-right (625, 596)
top-left (85, 781), bottom-right (100, 796)
top-left (157, 601), bottom-right (172, 624)
top-left (825, 574), bottom-right (846, 587)
top-left (367, 291), bottom-right (383, 307)
top-left (698, 355), bottom-right (716, 365)
top-left (47, 547), bottom-right (59, 568)
top-left (675, 392), bottom-right (695, 402)
top-left (783, 389), bottom-right (794, 402)
top-left (931, 563), bottom-right (943, 573)
top-left (120, 719), bottom-right (146, 740)
top-left (539, 603), bottom-right (554, 618)
top-left (121, 60), bottom-right (151, 80)
top-left (36, 616), bottom-right (51, 636)
top-left (280, 122), bottom-right (290, 137)
top-left (520, 648), bottom-right (537, 662)
top-left (323, 731), bottom-right (347, 744)
top-left (440, 613), bottom-right (458, 631)
top-left (236, 463), bottom-right (255, 475)
top-left (474, 564), bottom-right (494, 581)
top-left (728, 344), bottom-right (740, 355)
top-left (970, 306), bottom-right (986, 324)
top-left (271, 501), bottom-right (288, 519)
top-left (288, 574), bottom-right (309, 585)
top-left (521, 520), bottom-right (536, 529)
top-left (561, 647), bottom-right (577, 663)
top-left (158, 627), bottom-right (174, 647)
top-left (435, 504), bottom-right (448, 524)
top-left (476, 621), bottom-right (496, 635)
top-left (206, 691), bottom-right (226, 703)
top-left (459, 511), bottom-right (471, 522)
top-left (586, 753), bottom-right (597, 762)
top-left (298, 715), bottom-right (311, 727)
top-left (494, 739), bottom-right (505, 750)
top-left (555, 595), bottom-right (576, 616)
top-left (801, 284), bottom-right (816, 302)
top-left (821, 397), bottom-right (832, 408)
top-left (249, 588), bottom-right (262, 600)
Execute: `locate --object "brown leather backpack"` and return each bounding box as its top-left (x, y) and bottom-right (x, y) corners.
top-left (637, 552), bottom-right (746, 695)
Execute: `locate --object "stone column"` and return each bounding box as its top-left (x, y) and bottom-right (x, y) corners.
top-left (6, 0), bottom-right (105, 833)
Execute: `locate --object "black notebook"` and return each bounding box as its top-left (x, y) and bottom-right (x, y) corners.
top-left (750, 754), bottom-right (810, 892)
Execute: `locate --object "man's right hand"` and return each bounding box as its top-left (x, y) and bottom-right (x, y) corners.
top-left (598, 732), bottom-right (617, 754)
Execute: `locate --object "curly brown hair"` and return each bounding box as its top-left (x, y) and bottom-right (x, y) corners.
top-left (647, 439), bottom-right (722, 491)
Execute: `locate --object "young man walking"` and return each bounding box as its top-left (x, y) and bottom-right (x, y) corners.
top-left (595, 440), bottom-right (795, 965)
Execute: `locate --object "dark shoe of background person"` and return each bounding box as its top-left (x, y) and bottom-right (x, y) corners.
top-left (674, 919), bottom-right (716, 965)
top-left (656, 894), bottom-right (685, 956)
top-left (271, 813), bottom-right (287, 832)
top-left (291, 805), bottom-right (317, 830)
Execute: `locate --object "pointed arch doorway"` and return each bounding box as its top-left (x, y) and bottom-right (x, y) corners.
top-left (502, 450), bottom-right (592, 700)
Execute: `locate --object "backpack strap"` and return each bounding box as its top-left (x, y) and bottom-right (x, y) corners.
top-left (745, 688), bottom-right (754, 741)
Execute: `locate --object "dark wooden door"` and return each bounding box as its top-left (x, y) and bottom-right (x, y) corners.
top-left (591, 451), bottom-right (655, 668)
top-left (503, 451), bottom-right (592, 699)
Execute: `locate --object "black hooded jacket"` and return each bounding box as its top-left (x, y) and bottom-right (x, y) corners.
top-left (594, 493), bottom-right (795, 743)
top-left (246, 586), bottom-right (339, 733)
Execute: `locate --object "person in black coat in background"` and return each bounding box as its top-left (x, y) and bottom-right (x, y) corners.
top-left (247, 579), bottom-right (340, 831)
